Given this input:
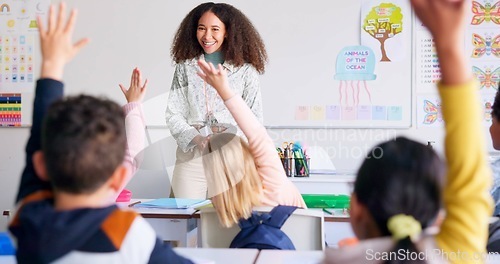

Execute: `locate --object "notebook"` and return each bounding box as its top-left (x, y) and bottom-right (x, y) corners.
top-left (134, 198), bottom-right (211, 209)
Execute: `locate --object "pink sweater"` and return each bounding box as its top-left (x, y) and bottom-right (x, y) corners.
top-left (118, 102), bottom-right (146, 194)
top-left (225, 96), bottom-right (307, 208)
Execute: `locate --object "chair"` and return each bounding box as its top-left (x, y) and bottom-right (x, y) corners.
top-left (199, 206), bottom-right (325, 250)
top-left (125, 129), bottom-right (177, 198)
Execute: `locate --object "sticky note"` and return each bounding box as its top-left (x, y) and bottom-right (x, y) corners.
top-left (326, 105), bottom-right (340, 120)
top-left (341, 106), bottom-right (356, 120)
top-left (388, 106), bottom-right (403, 121)
top-left (372, 106), bottom-right (387, 120)
top-left (311, 105), bottom-right (325, 120)
top-left (295, 106), bottom-right (309, 120)
top-left (357, 105), bottom-right (371, 120)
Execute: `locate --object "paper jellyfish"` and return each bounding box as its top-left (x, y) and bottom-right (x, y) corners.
top-left (334, 45), bottom-right (377, 106)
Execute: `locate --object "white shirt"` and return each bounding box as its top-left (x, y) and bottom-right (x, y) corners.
top-left (165, 56), bottom-right (263, 152)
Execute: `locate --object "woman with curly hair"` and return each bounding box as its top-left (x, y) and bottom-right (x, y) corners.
top-left (166, 2), bottom-right (267, 199)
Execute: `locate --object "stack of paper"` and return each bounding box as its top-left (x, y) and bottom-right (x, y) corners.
top-left (306, 146), bottom-right (336, 174)
top-left (134, 198), bottom-right (211, 209)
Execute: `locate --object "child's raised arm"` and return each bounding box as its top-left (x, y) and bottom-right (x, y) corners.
top-left (116, 68), bottom-right (148, 195)
top-left (412, 0), bottom-right (493, 260)
top-left (16, 2), bottom-right (89, 202)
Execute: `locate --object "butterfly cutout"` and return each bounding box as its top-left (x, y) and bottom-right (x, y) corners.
top-left (472, 33), bottom-right (500, 58)
top-left (471, 0), bottom-right (500, 25)
top-left (423, 100), bottom-right (441, 124)
top-left (472, 66), bottom-right (500, 89)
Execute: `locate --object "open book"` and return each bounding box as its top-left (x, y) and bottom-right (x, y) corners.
top-left (134, 198), bottom-right (211, 209)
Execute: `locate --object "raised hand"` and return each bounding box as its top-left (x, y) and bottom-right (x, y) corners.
top-left (119, 67), bottom-right (148, 103)
top-left (197, 59), bottom-right (234, 101)
top-left (37, 2), bottom-right (90, 80)
top-left (410, 0), bottom-right (471, 85)
top-left (411, 0), bottom-right (467, 45)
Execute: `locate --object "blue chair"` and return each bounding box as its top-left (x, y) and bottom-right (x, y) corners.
top-left (0, 232), bottom-right (15, 255)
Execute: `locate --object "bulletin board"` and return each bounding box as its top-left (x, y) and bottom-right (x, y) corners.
top-left (259, 0), bottom-right (413, 128)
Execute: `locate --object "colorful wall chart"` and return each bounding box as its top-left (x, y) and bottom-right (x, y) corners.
top-left (0, 93), bottom-right (21, 126)
top-left (0, 34), bottom-right (35, 87)
top-left (416, 0), bottom-right (499, 127)
top-left (0, 0), bottom-right (49, 126)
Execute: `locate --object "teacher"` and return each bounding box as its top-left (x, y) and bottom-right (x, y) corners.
top-left (166, 2), bottom-right (267, 199)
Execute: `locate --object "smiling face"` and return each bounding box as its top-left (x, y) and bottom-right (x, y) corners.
top-left (197, 11), bottom-right (226, 54)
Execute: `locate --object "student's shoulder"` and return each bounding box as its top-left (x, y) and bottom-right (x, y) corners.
top-left (10, 190), bottom-right (54, 227)
top-left (100, 208), bottom-right (141, 233)
top-left (100, 208), bottom-right (153, 242)
top-left (100, 208), bottom-right (158, 255)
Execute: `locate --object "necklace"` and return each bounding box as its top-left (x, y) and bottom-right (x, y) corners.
top-left (203, 81), bottom-right (218, 126)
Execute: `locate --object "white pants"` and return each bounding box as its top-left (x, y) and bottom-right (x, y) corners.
top-left (170, 147), bottom-right (207, 199)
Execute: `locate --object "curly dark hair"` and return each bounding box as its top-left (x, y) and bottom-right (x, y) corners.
top-left (42, 95), bottom-right (126, 194)
top-left (171, 2), bottom-right (267, 74)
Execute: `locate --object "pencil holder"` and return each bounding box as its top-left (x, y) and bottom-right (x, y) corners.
top-left (280, 157), bottom-right (293, 177)
top-left (293, 157), bottom-right (310, 177)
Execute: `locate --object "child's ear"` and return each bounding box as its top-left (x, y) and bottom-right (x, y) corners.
top-left (108, 165), bottom-right (128, 193)
top-left (349, 193), bottom-right (367, 239)
top-left (32, 151), bottom-right (49, 181)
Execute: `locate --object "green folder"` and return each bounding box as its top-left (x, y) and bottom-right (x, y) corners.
top-left (301, 194), bottom-right (350, 209)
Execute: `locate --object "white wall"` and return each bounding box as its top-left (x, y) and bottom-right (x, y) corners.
top-left (0, 128), bottom-right (29, 231)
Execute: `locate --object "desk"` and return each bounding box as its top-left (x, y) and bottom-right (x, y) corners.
top-left (174, 247), bottom-right (259, 264)
top-left (290, 173), bottom-right (355, 247)
top-left (122, 199), bottom-right (198, 247)
top-left (255, 250), bottom-right (324, 264)
top-left (319, 209), bottom-right (354, 248)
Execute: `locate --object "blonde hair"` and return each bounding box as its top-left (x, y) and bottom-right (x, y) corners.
top-left (202, 133), bottom-right (263, 228)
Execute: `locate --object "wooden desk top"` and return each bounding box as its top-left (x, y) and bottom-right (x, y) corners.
top-left (321, 208), bottom-right (350, 223)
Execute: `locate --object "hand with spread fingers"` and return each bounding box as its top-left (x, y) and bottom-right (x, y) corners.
top-left (197, 59), bottom-right (235, 101)
top-left (119, 67), bottom-right (148, 103)
top-left (38, 2), bottom-right (89, 80)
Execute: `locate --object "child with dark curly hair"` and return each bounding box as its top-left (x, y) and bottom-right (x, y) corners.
top-left (166, 2), bottom-right (267, 199)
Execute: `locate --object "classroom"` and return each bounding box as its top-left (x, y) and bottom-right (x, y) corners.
top-left (1, 0), bottom-right (499, 263)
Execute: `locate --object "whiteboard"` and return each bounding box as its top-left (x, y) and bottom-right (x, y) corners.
top-left (259, 0), bottom-right (412, 128)
top-left (1, 0), bottom-right (412, 128)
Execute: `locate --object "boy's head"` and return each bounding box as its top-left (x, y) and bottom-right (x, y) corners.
top-left (350, 137), bottom-right (445, 240)
top-left (490, 84), bottom-right (500, 150)
top-left (201, 133), bottom-right (262, 228)
top-left (39, 95), bottom-right (126, 194)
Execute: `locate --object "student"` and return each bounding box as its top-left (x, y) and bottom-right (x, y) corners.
top-left (8, 3), bottom-right (192, 263)
top-left (196, 60), bottom-right (306, 228)
top-left (489, 84), bottom-right (500, 216)
top-left (322, 0), bottom-right (493, 263)
top-left (166, 2), bottom-right (267, 199)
